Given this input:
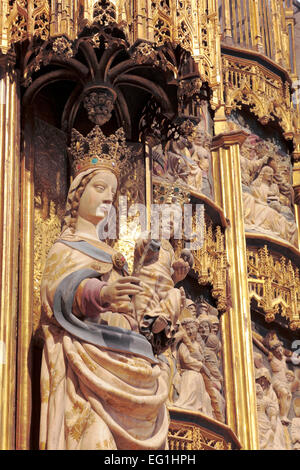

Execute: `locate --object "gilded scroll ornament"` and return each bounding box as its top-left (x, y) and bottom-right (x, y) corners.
top-left (247, 246), bottom-right (300, 330)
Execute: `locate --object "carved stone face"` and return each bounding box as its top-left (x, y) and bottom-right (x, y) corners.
top-left (187, 304), bottom-right (197, 317)
top-left (211, 322), bottom-right (219, 335)
top-left (197, 302), bottom-right (208, 316)
top-left (261, 167), bottom-right (274, 185)
top-left (184, 322), bottom-right (198, 341)
top-left (286, 371), bottom-right (295, 383)
top-left (256, 376), bottom-right (270, 392)
top-left (198, 321), bottom-right (210, 339)
top-left (78, 170), bottom-right (117, 225)
top-left (273, 344), bottom-right (284, 360)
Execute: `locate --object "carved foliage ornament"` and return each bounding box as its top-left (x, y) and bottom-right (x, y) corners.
top-left (168, 421), bottom-right (233, 450)
top-left (177, 77), bottom-right (203, 110)
top-left (130, 41), bottom-right (174, 74)
top-left (23, 34), bottom-right (75, 87)
top-left (247, 246), bottom-right (300, 330)
top-left (223, 56), bottom-right (295, 136)
top-left (6, 0), bottom-right (50, 45)
top-left (193, 222), bottom-right (229, 313)
top-left (83, 88), bottom-right (117, 125)
top-left (93, 0), bottom-right (117, 27)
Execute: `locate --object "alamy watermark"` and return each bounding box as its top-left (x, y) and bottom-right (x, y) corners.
top-left (291, 340), bottom-right (300, 366)
top-left (97, 197), bottom-right (205, 251)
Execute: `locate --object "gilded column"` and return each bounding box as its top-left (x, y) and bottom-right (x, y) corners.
top-left (250, 0), bottom-right (263, 52)
top-left (133, 0), bottom-right (153, 41)
top-left (16, 109), bottom-right (35, 449)
top-left (222, 0), bottom-right (233, 44)
top-left (211, 131), bottom-right (259, 450)
top-left (0, 55), bottom-right (21, 450)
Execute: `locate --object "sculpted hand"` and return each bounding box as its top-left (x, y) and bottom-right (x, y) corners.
top-left (172, 258), bottom-right (190, 284)
top-left (100, 276), bottom-right (143, 314)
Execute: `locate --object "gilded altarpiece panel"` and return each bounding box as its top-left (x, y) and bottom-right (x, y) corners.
top-left (143, 99), bottom-right (228, 429)
top-left (252, 316), bottom-right (300, 450)
top-left (228, 111), bottom-right (297, 248)
top-left (150, 100), bottom-right (215, 201)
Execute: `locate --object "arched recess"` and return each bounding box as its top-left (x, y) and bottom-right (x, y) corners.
top-left (16, 20), bottom-right (208, 449)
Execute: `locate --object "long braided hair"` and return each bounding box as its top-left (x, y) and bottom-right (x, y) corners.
top-left (62, 172), bottom-right (95, 233)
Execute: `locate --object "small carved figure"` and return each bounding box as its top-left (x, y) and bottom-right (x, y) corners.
top-left (256, 383), bottom-right (277, 450)
top-left (133, 203), bottom-right (193, 355)
top-left (185, 298), bottom-right (197, 318)
top-left (180, 297), bottom-right (197, 320)
top-left (264, 334), bottom-right (293, 425)
top-left (240, 134), bottom-right (269, 189)
top-left (152, 122), bottom-right (213, 198)
top-left (255, 367), bottom-right (287, 450)
top-left (291, 398), bottom-right (300, 450)
top-left (174, 317), bottom-right (213, 416)
top-left (198, 313), bottom-right (225, 422)
top-left (243, 165), bottom-right (297, 245)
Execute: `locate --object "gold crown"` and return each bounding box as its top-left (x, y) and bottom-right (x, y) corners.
top-left (68, 126), bottom-right (130, 178)
top-left (153, 181), bottom-right (191, 205)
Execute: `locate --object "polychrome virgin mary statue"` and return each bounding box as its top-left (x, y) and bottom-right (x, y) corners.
top-left (39, 126), bottom-right (171, 450)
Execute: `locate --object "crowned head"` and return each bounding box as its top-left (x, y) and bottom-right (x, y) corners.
top-left (68, 126), bottom-right (130, 179)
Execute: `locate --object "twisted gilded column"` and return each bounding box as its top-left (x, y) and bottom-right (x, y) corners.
top-left (211, 131), bottom-right (259, 450)
top-left (0, 55), bottom-right (21, 450)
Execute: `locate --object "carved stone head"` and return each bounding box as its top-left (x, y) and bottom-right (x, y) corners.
top-left (83, 88), bottom-right (117, 126)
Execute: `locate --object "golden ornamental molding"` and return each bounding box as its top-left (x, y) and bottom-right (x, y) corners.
top-left (168, 408), bottom-right (241, 450)
top-left (168, 421), bottom-right (232, 450)
top-left (5, 0), bottom-right (50, 46)
top-left (247, 245), bottom-right (300, 331)
top-left (211, 130), bottom-right (249, 150)
top-left (222, 55), bottom-right (296, 136)
top-left (150, 0), bottom-right (222, 108)
top-left (193, 221), bottom-right (229, 314)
